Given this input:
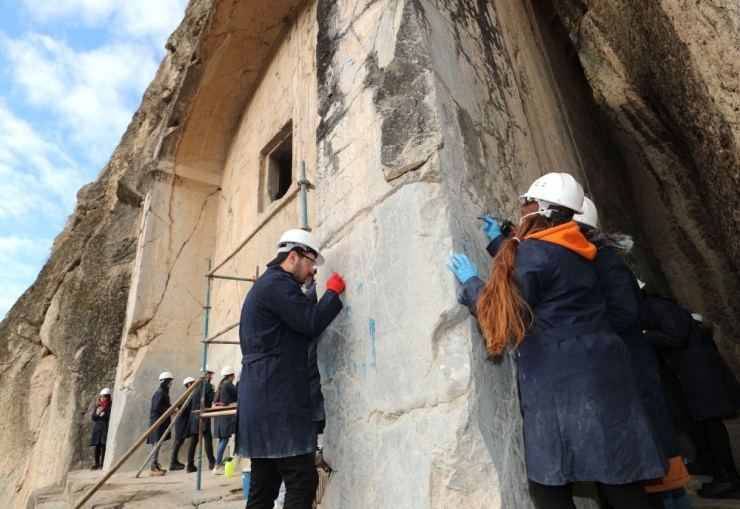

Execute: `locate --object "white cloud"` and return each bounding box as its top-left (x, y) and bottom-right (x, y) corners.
top-left (4, 34), bottom-right (160, 163)
top-left (0, 102), bottom-right (83, 222)
top-left (22, 0), bottom-right (189, 43)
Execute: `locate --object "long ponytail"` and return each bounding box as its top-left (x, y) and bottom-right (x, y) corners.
top-left (476, 202), bottom-right (572, 354)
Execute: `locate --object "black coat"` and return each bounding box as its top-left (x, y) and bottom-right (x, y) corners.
top-left (460, 226), bottom-right (666, 485)
top-left (190, 382), bottom-right (214, 434)
top-left (214, 379), bottom-right (238, 439)
top-left (89, 401), bottom-right (111, 446)
top-left (175, 385), bottom-right (193, 440)
top-left (588, 233), bottom-right (679, 458)
top-left (237, 265), bottom-right (343, 459)
top-left (306, 282), bottom-right (325, 423)
top-left (146, 382), bottom-right (171, 444)
top-left (643, 295), bottom-right (740, 421)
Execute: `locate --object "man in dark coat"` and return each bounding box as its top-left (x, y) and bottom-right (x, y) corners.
top-left (238, 229), bottom-right (345, 509)
top-left (643, 295), bottom-right (740, 498)
top-left (187, 365), bottom-right (216, 472)
top-left (305, 280), bottom-right (326, 448)
top-left (147, 371), bottom-right (174, 476)
top-left (169, 377), bottom-right (195, 471)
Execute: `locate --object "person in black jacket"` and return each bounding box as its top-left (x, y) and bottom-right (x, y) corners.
top-left (213, 366), bottom-right (238, 474)
top-left (238, 229), bottom-right (345, 509)
top-left (187, 365), bottom-right (216, 473)
top-left (169, 376), bottom-right (195, 471)
top-left (89, 388), bottom-right (112, 470)
top-left (643, 295), bottom-right (740, 499)
top-left (147, 371), bottom-right (174, 476)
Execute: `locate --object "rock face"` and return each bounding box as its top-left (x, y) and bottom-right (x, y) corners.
top-left (0, 1), bottom-right (214, 507)
top-left (2, 0), bottom-right (740, 508)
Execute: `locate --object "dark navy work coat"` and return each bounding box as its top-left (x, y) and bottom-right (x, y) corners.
top-left (146, 383), bottom-right (171, 444)
top-left (460, 237), bottom-right (666, 485)
top-left (237, 265), bottom-right (343, 459)
top-left (214, 379), bottom-right (238, 439)
top-left (175, 386), bottom-right (193, 440)
top-left (592, 248), bottom-right (678, 458)
top-left (305, 282), bottom-right (325, 423)
top-left (643, 296), bottom-right (740, 421)
top-left (190, 382), bottom-right (214, 435)
top-left (89, 402), bottom-right (111, 446)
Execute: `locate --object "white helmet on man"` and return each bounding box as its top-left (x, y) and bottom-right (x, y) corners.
top-left (159, 371), bottom-right (174, 381)
top-left (519, 173), bottom-right (585, 214)
top-left (221, 366), bottom-right (235, 377)
top-left (183, 376), bottom-right (196, 386)
top-left (100, 388), bottom-right (112, 396)
top-left (573, 197), bottom-right (599, 228)
top-left (275, 229), bottom-right (325, 266)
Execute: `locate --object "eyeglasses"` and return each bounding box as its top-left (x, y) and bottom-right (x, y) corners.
top-left (297, 252), bottom-right (317, 268)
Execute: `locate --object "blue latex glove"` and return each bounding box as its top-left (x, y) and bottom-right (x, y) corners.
top-left (446, 253), bottom-right (479, 284)
top-left (483, 215), bottom-right (501, 241)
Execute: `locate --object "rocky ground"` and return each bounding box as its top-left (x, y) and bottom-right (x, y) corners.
top-left (30, 419), bottom-right (740, 508)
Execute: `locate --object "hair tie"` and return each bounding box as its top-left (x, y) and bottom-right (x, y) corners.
top-left (513, 237), bottom-right (522, 244)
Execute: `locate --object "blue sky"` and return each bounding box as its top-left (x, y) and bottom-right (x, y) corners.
top-left (0, 0), bottom-right (188, 317)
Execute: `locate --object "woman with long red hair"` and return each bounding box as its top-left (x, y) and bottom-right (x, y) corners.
top-left (447, 173), bottom-right (666, 509)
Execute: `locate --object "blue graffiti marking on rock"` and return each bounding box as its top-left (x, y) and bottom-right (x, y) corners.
top-left (369, 318), bottom-right (377, 368)
top-left (357, 283), bottom-right (364, 294)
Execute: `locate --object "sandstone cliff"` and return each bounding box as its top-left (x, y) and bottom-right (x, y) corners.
top-left (0, 1), bottom-right (213, 507)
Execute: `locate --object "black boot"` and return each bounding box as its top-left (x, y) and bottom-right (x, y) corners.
top-left (89, 463), bottom-right (100, 471)
top-left (169, 462), bottom-right (185, 470)
top-left (687, 452), bottom-right (716, 476)
top-left (697, 467), bottom-right (740, 499)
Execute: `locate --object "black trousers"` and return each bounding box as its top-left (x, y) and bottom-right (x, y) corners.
top-left (187, 429), bottom-right (215, 465)
top-left (94, 444), bottom-right (106, 465)
top-left (528, 479), bottom-right (653, 509)
top-left (246, 453), bottom-right (318, 509)
top-left (171, 438), bottom-right (185, 464)
top-left (690, 416), bottom-right (737, 473)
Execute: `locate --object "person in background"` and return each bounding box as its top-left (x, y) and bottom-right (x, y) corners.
top-left (169, 376), bottom-right (195, 471)
top-left (89, 388), bottom-right (112, 471)
top-left (213, 366), bottom-right (237, 474)
top-left (448, 173), bottom-right (665, 509)
top-left (573, 199), bottom-right (692, 509)
top-left (643, 296), bottom-right (740, 499)
top-left (238, 229), bottom-right (345, 509)
top-left (187, 365), bottom-right (216, 473)
top-left (147, 371), bottom-right (174, 476)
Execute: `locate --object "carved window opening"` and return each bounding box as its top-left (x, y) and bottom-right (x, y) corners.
top-left (259, 122), bottom-right (293, 212)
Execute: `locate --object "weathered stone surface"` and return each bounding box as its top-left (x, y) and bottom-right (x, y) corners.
top-left (5, 0), bottom-right (740, 508)
top-left (549, 0), bottom-right (740, 373)
top-left (0, 1), bottom-right (214, 507)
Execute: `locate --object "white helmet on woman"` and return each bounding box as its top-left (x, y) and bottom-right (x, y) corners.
top-left (221, 366), bottom-right (235, 377)
top-left (573, 197), bottom-right (599, 228)
top-left (519, 173), bottom-right (584, 214)
top-left (183, 377), bottom-right (196, 386)
top-left (275, 229), bottom-right (325, 266)
top-left (100, 388), bottom-right (112, 396)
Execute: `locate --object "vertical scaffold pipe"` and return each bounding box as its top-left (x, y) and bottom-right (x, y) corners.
top-left (197, 260), bottom-right (212, 491)
top-left (299, 161), bottom-right (309, 231)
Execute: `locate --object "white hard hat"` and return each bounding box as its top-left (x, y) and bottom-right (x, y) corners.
top-left (636, 279), bottom-right (646, 289)
top-left (100, 388), bottom-right (112, 396)
top-left (221, 366), bottom-right (235, 377)
top-left (159, 371), bottom-right (174, 381)
top-left (573, 197), bottom-right (599, 228)
top-left (519, 173), bottom-right (584, 214)
top-left (183, 377), bottom-right (196, 386)
top-left (276, 229), bottom-right (325, 266)
top-left (691, 313), bottom-right (704, 323)
top-left (201, 364), bottom-right (213, 374)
